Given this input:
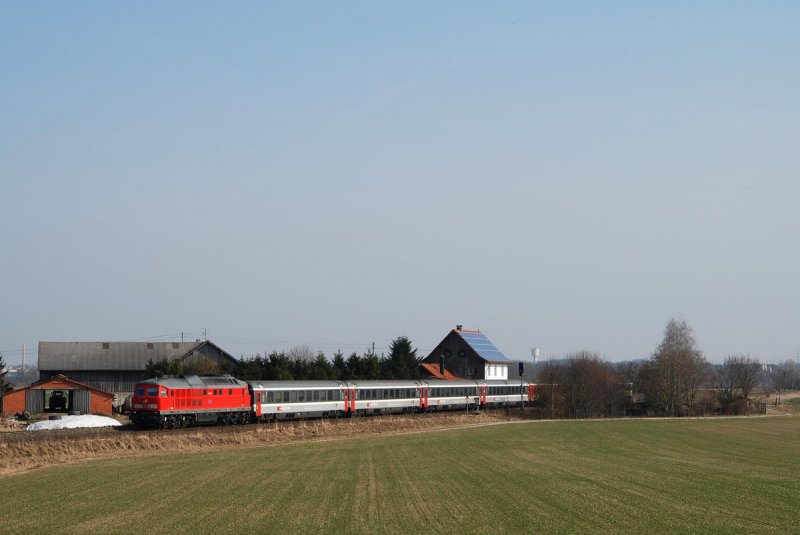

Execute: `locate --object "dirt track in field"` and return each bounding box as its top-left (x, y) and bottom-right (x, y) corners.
top-left (0, 410), bottom-right (520, 476)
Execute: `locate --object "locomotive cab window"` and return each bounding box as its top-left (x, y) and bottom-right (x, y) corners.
top-left (135, 387), bottom-right (144, 397)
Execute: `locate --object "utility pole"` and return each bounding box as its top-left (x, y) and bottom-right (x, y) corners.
top-left (22, 344), bottom-right (25, 372)
top-left (181, 332), bottom-right (184, 343)
top-left (202, 328), bottom-right (208, 341)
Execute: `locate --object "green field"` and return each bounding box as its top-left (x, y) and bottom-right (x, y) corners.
top-left (2, 417), bottom-right (798, 534)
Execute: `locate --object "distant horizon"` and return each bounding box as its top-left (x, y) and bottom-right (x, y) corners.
top-left (3, 323), bottom-right (798, 368)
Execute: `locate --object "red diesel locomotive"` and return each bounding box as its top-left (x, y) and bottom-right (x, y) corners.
top-left (130, 375), bottom-right (250, 428)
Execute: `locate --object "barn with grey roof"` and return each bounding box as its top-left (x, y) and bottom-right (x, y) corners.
top-left (38, 340), bottom-right (239, 394)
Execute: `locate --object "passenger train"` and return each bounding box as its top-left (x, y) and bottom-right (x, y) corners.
top-left (130, 375), bottom-right (539, 429)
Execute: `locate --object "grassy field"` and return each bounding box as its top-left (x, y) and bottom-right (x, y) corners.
top-left (1, 416), bottom-right (798, 534)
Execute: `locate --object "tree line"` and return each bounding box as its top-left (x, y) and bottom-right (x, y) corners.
top-left (146, 336), bottom-right (422, 382)
top-left (535, 318), bottom-right (800, 418)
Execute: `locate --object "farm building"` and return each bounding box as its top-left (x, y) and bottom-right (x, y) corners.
top-left (421, 326), bottom-right (513, 380)
top-left (38, 340), bottom-right (239, 395)
top-left (1, 375), bottom-right (114, 416)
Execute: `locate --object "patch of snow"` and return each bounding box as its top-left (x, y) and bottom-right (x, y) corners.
top-left (26, 415), bottom-right (122, 431)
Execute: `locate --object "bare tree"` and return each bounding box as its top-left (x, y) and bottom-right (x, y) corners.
top-left (182, 355), bottom-right (222, 375)
top-left (734, 355), bottom-right (762, 402)
top-left (288, 345), bottom-right (316, 363)
top-left (768, 360), bottom-right (800, 403)
top-left (561, 351), bottom-right (618, 418)
top-left (717, 355), bottom-right (763, 414)
top-left (643, 319), bottom-right (710, 416)
top-left (715, 359), bottom-right (737, 412)
top-left (535, 360), bottom-right (562, 419)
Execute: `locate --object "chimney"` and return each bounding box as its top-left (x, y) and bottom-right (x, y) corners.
top-left (456, 324), bottom-right (463, 330)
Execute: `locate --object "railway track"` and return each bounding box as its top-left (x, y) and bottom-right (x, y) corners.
top-left (0, 408), bottom-right (510, 446)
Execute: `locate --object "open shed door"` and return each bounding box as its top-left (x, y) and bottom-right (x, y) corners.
top-left (26, 390), bottom-right (44, 414)
top-left (74, 390), bottom-right (90, 413)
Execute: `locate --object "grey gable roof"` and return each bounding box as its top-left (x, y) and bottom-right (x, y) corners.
top-left (38, 341), bottom-right (238, 371)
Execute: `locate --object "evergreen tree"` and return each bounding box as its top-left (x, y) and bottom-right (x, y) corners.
top-left (346, 352), bottom-right (363, 379)
top-left (332, 350), bottom-right (347, 380)
top-left (310, 351), bottom-right (333, 380)
top-left (267, 352), bottom-right (292, 380)
top-left (386, 336), bottom-right (420, 380)
top-left (362, 352), bottom-right (382, 379)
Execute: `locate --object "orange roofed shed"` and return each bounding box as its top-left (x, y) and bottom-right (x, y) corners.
top-left (1, 375), bottom-right (114, 416)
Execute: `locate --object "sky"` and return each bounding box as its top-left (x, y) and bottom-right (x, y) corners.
top-left (2, 1), bottom-right (799, 366)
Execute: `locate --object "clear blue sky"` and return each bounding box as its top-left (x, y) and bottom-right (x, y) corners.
top-left (2, 1), bottom-right (799, 365)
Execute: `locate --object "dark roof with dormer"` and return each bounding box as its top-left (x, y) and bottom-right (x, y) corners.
top-left (423, 327), bottom-right (513, 365)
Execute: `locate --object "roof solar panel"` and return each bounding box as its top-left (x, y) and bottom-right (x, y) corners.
top-left (457, 331), bottom-right (512, 362)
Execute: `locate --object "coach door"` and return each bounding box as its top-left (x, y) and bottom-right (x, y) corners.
top-left (343, 388), bottom-right (356, 415)
top-left (349, 387), bottom-right (357, 413)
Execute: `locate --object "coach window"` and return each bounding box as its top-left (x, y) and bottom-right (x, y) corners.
top-left (288, 391), bottom-right (296, 403)
top-left (229, 389), bottom-right (233, 395)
